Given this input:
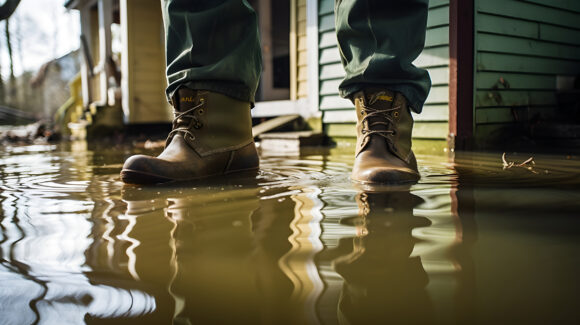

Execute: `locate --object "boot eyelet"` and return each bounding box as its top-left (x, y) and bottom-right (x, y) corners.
top-left (198, 108), bottom-right (205, 115)
top-left (393, 111), bottom-right (400, 118)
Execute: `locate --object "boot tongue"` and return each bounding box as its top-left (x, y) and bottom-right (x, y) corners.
top-left (175, 88), bottom-right (201, 126)
top-left (365, 90), bottom-right (396, 132)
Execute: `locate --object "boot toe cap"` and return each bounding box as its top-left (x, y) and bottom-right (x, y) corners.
top-left (122, 154), bottom-right (157, 173)
top-left (121, 155), bottom-right (173, 184)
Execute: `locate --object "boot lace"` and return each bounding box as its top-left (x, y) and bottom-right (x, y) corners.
top-left (168, 102), bottom-right (204, 141)
top-left (360, 103), bottom-right (399, 142)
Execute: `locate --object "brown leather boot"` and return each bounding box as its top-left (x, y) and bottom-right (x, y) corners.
top-left (351, 89), bottom-right (420, 184)
top-left (121, 88), bottom-right (259, 184)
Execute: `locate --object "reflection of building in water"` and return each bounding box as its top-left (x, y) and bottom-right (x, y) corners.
top-left (0, 144), bottom-right (478, 324)
top-left (155, 185), bottom-right (327, 324)
top-left (110, 183), bottom-right (329, 324)
top-left (114, 178), bottom-right (475, 324)
top-left (0, 143), bottom-right (157, 323)
top-left (278, 186), bottom-right (325, 323)
top-left (0, 269), bottom-right (156, 324)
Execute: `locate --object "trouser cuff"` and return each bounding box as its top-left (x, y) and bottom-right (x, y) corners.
top-left (340, 84), bottom-right (426, 114)
top-left (167, 81), bottom-right (255, 107)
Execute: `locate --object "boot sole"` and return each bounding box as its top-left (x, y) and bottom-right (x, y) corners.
top-left (120, 169), bottom-right (173, 184)
top-left (352, 180), bottom-right (416, 192)
top-left (351, 175), bottom-right (420, 187)
top-left (120, 167), bottom-right (259, 185)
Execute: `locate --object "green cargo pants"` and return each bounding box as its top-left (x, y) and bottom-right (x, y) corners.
top-left (162, 0), bottom-right (431, 113)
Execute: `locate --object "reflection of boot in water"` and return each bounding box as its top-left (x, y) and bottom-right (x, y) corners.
top-left (333, 190), bottom-right (433, 324)
top-left (167, 188), bottom-right (263, 324)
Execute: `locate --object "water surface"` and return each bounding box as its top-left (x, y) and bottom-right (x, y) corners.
top-left (1, 141), bottom-right (579, 324)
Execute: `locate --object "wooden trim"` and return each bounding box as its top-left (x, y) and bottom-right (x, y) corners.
top-left (306, 0), bottom-right (319, 116)
top-left (252, 114), bottom-right (300, 136)
top-left (252, 99), bottom-right (309, 118)
top-left (80, 6), bottom-right (93, 107)
top-left (449, 0), bottom-right (475, 150)
top-left (80, 35), bottom-right (95, 76)
top-left (290, 0), bottom-right (298, 100)
top-left (97, 0), bottom-right (113, 105)
top-left (65, 0), bottom-right (79, 9)
top-left (120, 0), bottom-right (131, 122)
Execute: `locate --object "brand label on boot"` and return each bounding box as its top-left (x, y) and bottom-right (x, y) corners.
top-left (181, 97), bottom-right (196, 103)
top-left (376, 95), bottom-right (393, 102)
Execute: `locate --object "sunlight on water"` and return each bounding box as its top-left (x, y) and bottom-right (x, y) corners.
top-left (0, 141), bottom-right (579, 324)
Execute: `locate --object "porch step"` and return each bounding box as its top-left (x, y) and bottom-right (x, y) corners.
top-left (67, 102), bottom-right (123, 139)
top-left (252, 114), bottom-right (300, 137)
top-left (258, 131), bottom-right (327, 155)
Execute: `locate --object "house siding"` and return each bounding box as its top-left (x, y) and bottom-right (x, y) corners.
top-left (318, 0), bottom-right (450, 139)
top-left (474, 0), bottom-right (580, 142)
top-left (123, 0), bottom-right (171, 123)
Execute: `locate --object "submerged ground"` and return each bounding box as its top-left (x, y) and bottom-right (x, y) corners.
top-left (0, 140), bottom-right (579, 324)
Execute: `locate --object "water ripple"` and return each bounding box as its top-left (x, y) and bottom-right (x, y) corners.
top-left (0, 143), bottom-right (579, 324)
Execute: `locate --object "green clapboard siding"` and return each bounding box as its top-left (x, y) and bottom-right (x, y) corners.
top-left (474, 0), bottom-right (580, 142)
top-left (476, 72), bottom-right (556, 90)
top-left (478, 0), bottom-right (580, 29)
top-left (318, 0), bottom-right (450, 140)
top-left (521, 0), bottom-right (580, 13)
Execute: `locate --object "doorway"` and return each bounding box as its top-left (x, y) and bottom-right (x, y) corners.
top-left (248, 0), bottom-right (291, 102)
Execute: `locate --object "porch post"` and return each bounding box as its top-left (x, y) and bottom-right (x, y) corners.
top-left (449, 0), bottom-right (475, 150)
top-left (306, 0), bottom-right (319, 117)
top-left (119, 0), bottom-right (130, 122)
top-left (290, 0), bottom-right (298, 100)
top-left (97, 0), bottom-right (112, 104)
top-left (79, 5), bottom-right (92, 107)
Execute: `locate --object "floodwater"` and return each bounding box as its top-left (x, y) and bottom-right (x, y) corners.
top-left (1, 140), bottom-right (579, 325)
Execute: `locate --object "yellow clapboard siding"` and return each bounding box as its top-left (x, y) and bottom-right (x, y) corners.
top-left (298, 66), bottom-right (308, 81)
top-left (298, 81), bottom-right (308, 98)
top-left (298, 37), bottom-right (307, 51)
top-left (296, 0), bottom-right (308, 101)
top-left (298, 51), bottom-right (308, 66)
top-left (298, 5), bottom-right (306, 21)
top-left (298, 20), bottom-right (306, 35)
top-left (126, 0), bottom-right (169, 123)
